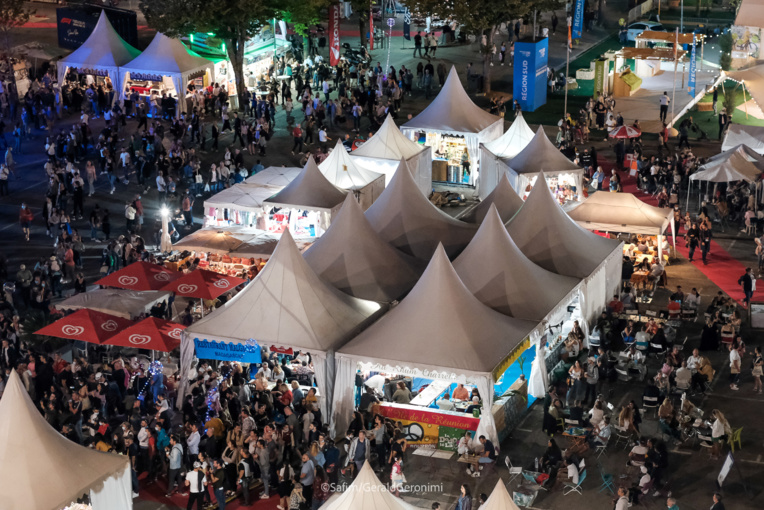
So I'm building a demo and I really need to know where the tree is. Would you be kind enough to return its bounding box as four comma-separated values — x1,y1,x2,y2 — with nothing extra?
140,0,327,109
0,0,34,52
347,0,372,47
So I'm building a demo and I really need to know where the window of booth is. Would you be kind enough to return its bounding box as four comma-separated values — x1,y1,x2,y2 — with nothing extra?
418,132,471,184
525,173,579,204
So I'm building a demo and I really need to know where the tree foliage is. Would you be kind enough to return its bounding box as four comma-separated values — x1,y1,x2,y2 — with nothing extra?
0,0,35,51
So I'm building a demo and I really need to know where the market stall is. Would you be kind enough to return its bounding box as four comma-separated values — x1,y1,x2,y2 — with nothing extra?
57,11,140,94
401,67,503,186
319,140,385,210
204,183,283,227
350,114,433,197
566,192,676,264
507,127,585,203
179,231,383,419
0,371,132,510
478,114,535,200
263,156,347,236
55,288,172,319
119,32,213,117
461,174,524,224
687,144,764,210
365,158,477,260
304,194,422,302
331,245,539,447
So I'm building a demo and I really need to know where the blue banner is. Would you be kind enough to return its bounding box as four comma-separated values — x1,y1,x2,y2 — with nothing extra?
513,38,549,112
403,8,411,41
688,39,697,97
194,338,262,364
572,0,585,40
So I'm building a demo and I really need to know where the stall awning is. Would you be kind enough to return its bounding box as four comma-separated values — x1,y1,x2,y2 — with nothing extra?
690,144,764,183
264,156,347,212
614,47,687,60
566,192,673,236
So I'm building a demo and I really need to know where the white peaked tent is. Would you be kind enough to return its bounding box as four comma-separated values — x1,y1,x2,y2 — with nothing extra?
507,127,584,198
304,194,422,302
567,192,676,263
454,204,580,322
120,32,214,116
507,173,623,335
480,480,523,510
319,461,420,510
478,114,535,200
722,125,764,154
319,140,385,210
179,230,382,419
245,166,302,186
365,158,477,260
351,114,433,197
57,11,140,97
265,156,348,233
462,174,525,224
0,371,132,510
332,244,538,445
687,144,764,211
401,67,504,185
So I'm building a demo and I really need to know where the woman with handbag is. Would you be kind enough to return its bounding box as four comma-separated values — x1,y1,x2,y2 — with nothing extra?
752,346,763,393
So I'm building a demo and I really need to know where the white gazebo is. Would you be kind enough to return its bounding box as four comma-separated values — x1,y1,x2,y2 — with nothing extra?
478,114,535,199
0,371,132,510
57,11,140,97
120,32,214,116
350,114,433,197
319,140,385,210
245,166,302,186
687,144,764,210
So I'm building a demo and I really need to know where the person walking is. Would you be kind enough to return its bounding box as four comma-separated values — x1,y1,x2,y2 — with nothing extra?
166,435,185,497
19,202,33,241
659,92,670,123
738,267,755,308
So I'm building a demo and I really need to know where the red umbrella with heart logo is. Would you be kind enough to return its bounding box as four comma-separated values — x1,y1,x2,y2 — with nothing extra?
95,261,182,291
103,317,186,352
160,269,247,300
35,309,133,344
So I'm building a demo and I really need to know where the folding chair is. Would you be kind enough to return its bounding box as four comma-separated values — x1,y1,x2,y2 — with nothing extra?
682,309,697,322
597,464,616,494
594,435,610,459
563,469,587,496
642,396,659,418
613,427,631,450
521,471,548,491
615,367,632,383
728,427,743,453
505,456,523,486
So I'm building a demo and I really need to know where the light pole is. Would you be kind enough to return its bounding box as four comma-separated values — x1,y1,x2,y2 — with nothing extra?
160,206,172,254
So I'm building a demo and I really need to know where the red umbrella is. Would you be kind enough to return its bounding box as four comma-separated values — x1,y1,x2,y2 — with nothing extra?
608,125,642,139
35,309,133,344
95,261,181,291
103,317,185,352
161,269,247,300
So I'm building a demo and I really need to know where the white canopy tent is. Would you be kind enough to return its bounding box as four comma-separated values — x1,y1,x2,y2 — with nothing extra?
245,166,302,186
365,158,477,260
480,480,523,510
204,183,283,226
120,32,214,116
454,205,580,322
264,156,348,235
401,67,503,186
478,114,535,200
0,371,132,510
350,114,433,197
319,140,385,210
179,230,382,420
462,174,525,224
507,173,623,337
173,227,313,258
57,11,140,99
319,461,420,510
332,244,538,445
507,127,585,200
304,194,421,302
174,228,245,253
55,288,171,319
567,192,676,263
687,144,764,210
722,124,764,154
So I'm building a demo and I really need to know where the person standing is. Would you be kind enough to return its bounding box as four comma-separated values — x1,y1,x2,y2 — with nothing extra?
718,109,729,140
300,452,315,505
237,448,253,505
710,493,725,510
738,267,755,308
700,223,712,265
659,92,670,123
19,202,33,241
413,32,423,57
712,87,719,115
0,162,9,196
185,461,207,510
166,435,185,497
455,484,472,510
210,458,227,510
254,439,271,500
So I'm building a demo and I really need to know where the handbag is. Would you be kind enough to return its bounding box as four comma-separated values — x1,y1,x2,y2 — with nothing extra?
753,366,762,377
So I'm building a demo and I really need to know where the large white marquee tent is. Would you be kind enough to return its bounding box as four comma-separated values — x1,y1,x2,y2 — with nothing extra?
478,114,535,200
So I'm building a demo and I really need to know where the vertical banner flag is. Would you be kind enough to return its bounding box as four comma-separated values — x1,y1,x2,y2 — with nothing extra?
572,0,585,40
403,7,411,40
512,38,549,112
329,3,341,66
688,36,697,96
369,6,374,50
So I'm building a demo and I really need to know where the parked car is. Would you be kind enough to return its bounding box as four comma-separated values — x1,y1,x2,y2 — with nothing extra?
626,21,665,42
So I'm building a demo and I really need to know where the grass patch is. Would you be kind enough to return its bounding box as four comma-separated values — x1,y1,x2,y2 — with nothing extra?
520,94,590,125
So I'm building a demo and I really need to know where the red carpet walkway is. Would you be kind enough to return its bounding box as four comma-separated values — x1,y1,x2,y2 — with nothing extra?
604,158,750,305
137,474,280,510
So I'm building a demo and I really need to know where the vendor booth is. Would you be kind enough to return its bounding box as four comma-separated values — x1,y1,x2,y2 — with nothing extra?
0,371,132,510
461,174,524,224
331,245,539,446
120,32,214,117
401,67,503,186
263,156,347,236
319,140,385,210
365,159,477,260
478,114,535,200
507,127,585,203
57,11,140,95
507,173,623,337
55,288,172,319
179,231,383,419
723,124,764,154
566,192,676,264
687,143,764,210
204,183,283,227
304,194,421,303
351,114,433,197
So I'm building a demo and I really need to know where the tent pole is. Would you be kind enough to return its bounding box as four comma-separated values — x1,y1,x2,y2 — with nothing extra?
658,235,663,265
686,180,691,212
743,84,749,119
200,298,205,317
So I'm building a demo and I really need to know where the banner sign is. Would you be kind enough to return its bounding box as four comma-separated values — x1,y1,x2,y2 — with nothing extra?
270,346,295,355
512,38,549,112
403,7,411,40
329,3,341,66
127,72,164,82
379,403,479,448
593,58,607,98
572,0,585,40
369,8,374,50
57,6,138,50
194,338,262,364
688,37,697,96
76,68,109,77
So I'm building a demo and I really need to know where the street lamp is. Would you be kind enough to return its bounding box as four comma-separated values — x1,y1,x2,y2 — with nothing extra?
160,206,172,253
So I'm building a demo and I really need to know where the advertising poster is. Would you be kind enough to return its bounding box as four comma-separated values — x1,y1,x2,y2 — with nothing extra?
572,0,585,40
512,38,549,112
731,26,761,59
593,58,607,98
379,403,479,448
194,338,262,364
329,4,341,66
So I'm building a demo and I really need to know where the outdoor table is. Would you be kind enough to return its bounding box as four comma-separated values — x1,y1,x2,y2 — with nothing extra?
457,453,481,468
562,427,589,448
630,271,649,289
